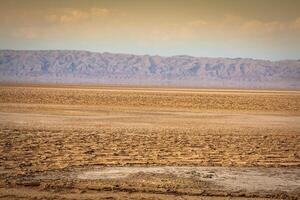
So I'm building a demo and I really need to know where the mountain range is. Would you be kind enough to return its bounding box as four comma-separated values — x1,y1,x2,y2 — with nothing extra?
0,50,299,89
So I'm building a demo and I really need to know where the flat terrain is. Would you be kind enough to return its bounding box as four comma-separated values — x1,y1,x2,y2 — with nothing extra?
0,84,300,199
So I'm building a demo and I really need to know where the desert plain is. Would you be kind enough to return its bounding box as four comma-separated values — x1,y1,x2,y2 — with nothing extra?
0,84,300,199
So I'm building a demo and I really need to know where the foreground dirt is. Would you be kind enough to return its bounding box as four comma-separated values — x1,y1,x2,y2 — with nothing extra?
2,166,299,200
0,84,299,199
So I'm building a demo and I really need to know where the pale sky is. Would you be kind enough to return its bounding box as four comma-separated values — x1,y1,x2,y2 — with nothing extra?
1,0,300,60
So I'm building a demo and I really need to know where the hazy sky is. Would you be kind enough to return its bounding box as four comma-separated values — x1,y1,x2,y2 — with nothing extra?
1,0,300,60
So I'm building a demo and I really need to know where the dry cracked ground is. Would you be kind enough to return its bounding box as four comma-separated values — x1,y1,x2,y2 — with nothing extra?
0,84,300,199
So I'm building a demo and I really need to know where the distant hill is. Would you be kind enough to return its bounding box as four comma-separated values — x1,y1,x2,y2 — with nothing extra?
0,50,299,89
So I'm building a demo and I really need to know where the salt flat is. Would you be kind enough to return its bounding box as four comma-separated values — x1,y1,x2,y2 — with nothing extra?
0,84,299,199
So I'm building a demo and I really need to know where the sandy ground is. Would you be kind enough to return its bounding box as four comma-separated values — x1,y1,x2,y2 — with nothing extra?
0,84,300,199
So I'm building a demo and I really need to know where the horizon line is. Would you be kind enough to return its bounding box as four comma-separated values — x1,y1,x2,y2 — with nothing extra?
1,49,299,62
